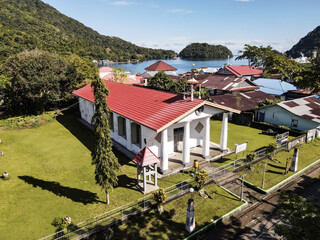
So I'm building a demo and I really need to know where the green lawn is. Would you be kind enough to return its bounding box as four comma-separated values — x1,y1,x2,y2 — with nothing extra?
210,120,276,166
238,139,320,190
111,184,243,240
0,112,190,239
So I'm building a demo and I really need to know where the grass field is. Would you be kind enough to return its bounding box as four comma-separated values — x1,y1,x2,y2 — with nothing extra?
112,184,243,240
210,120,277,167
0,112,189,239
238,139,320,190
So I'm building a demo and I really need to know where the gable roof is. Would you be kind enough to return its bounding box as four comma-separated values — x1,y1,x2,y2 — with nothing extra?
133,147,161,167
253,78,298,96
276,95,320,124
199,74,258,92
210,91,277,112
73,81,239,132
99,66,113,72
225,65,263,77
101,73,143,86
145,61,177,71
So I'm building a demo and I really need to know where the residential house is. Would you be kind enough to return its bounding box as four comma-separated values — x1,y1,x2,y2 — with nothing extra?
255,95,320,131
253,78,298,99
217,65,263,80
99,66,113,79
73,81,240,173
145,61,177,76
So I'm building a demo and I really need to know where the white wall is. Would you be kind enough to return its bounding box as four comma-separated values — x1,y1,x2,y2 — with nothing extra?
257,105,319,131
79,98,95,124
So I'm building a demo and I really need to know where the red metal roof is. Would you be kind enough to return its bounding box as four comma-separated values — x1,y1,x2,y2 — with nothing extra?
225,65,263,77
99,67,113,72
73,81,206,132
133,147,161,167
145,61,177,71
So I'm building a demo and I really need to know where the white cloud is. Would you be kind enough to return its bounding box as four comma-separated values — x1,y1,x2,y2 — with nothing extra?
168,9,192,14
110,1,134,6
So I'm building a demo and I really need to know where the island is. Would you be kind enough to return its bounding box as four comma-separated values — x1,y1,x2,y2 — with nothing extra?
179,43,233,59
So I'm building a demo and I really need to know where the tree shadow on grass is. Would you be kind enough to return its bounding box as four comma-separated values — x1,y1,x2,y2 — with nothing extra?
267,169,284,175
56,110,95,151
18,175,103,204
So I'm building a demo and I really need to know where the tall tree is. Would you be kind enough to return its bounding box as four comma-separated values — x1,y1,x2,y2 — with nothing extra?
91,77,120,204
298,54,320,92
112,67,128,83
5,50,68,115
236,45,305,82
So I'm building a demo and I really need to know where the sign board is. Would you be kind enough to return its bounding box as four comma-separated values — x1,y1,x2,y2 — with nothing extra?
235,142,247,154
276,131,289,147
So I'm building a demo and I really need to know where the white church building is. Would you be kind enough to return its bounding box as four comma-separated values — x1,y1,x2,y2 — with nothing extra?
73,81,239,173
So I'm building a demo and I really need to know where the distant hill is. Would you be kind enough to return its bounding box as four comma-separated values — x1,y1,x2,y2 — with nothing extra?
285,26,320,58
0,0,176,62
179,43,233,59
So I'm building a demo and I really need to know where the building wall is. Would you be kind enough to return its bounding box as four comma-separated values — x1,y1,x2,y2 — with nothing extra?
256,105,319,131
78,98,215,158
147,70,177,76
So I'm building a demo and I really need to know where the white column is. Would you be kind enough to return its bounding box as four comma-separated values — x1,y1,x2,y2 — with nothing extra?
161,129,168,171
220,113,228,151
143,167,146,193
202,116,210,159
183,121,190,165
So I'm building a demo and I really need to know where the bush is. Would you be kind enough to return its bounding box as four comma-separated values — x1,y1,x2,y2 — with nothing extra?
195,170,209,190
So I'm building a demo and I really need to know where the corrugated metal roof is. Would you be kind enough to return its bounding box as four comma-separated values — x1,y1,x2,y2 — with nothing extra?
253,78,298,96
74,81,236,132
277,96,320,123
145,61,177,71
210,91,277,111
133,147,161,167
200,74,258,91
225,65,263,77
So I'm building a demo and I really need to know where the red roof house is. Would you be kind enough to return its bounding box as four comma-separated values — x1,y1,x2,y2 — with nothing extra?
217,65,263,78
133,147,161,167
145,61,177,72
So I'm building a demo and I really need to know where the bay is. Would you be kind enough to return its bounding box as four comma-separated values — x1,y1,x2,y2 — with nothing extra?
107,56,248,74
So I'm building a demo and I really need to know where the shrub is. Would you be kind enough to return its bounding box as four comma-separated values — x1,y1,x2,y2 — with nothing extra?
195,170,209,190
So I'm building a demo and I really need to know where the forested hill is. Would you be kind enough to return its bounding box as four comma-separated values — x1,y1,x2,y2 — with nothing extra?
179,43,233,59
0,0,176,62
285,26,320,58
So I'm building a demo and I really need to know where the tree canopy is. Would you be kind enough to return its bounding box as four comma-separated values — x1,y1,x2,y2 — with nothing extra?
179,43,233,59
0,0,176,63
147,71,185,93
3,50,99,115
275,191,320,240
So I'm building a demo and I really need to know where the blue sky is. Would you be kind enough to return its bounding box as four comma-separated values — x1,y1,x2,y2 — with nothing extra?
42,0,320,54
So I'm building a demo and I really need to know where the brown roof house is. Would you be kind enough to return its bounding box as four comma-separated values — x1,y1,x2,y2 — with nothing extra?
145,60,177,76
255,95,320,131
210,91,277,125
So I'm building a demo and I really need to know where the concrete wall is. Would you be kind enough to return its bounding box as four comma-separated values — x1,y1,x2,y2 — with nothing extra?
256,105,319,131
78,98,216,158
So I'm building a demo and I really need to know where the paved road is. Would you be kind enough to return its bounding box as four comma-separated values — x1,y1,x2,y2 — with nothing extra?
204,163,320,240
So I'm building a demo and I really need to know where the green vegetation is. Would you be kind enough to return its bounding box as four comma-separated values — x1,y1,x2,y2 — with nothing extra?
210,120,276,166
275,191,320,239
179,43,233,59
285,25,320,58
0,111,58,129
113,184,242,239
236,45,305,82
0,112,189,239
239,139,320,190
91,77,120,204
0,0,176,63
258,98,283,107
147,71,186,93
3,49,98,115
237,44,320,92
